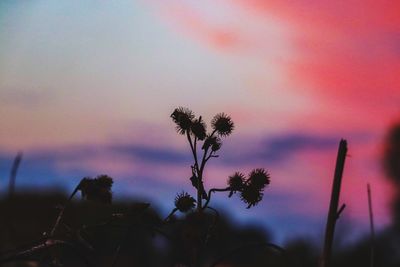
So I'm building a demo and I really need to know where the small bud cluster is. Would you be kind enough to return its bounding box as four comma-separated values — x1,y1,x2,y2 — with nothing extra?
228,169,270,208
78,175,113,204
171,107,234,149
175,192,196,212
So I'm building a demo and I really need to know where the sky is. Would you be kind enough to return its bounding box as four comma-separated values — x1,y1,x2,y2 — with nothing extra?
1,0,400,245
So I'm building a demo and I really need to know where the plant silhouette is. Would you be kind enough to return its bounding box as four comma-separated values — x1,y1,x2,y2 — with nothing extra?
164,107,273,266
0,108,274,267
169,107,270,215
383,123,400,228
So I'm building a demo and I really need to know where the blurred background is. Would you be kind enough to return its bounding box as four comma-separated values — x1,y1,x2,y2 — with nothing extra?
1,0,400,249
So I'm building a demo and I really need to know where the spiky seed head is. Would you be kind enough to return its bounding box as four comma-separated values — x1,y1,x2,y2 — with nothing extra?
248,168,270,190
211,113,234,137
191,117,207,140
175,191,196,212
202,135,222,152
171,107,195,135
211,137,222,152
78,175,113,204
96,174,113,189
228,172,245,196
240,184,263,209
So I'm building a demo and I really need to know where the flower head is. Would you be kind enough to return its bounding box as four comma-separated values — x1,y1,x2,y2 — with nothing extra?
227,172,245,196
240,184,263,209
248,168,270,190
191,117,207,140
211,137,222,152
175,191,196,212
202,135,222,152
171,107,194,135
78,175,113,204
211,113,234,137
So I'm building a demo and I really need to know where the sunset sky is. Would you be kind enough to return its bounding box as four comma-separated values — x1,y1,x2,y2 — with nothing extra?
1,0,399,244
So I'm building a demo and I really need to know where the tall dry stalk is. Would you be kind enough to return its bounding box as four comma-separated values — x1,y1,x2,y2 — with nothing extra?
8,152,23,198
367,183,375,267
320,139,348,267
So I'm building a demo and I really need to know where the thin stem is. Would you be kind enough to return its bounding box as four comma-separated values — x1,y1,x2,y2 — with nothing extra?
194,137,197,158
367,183,375,267
199,130,217,173
186,131,203,212
195,130,216,212
202,187,230,210
196,129,217,212
49,182,81,237
163,208,178,223
186,132,199,172
205,151,218,163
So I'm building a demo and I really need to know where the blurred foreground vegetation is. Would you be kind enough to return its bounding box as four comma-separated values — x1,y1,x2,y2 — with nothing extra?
0,192,400,267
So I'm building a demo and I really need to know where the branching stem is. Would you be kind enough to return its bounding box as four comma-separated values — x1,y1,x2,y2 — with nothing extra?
186,132,199,173
186,127,219,212
202,187,230,210
205,151,218,162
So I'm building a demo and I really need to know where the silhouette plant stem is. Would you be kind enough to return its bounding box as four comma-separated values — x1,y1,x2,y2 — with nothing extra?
8,152,22,198
196,130,217,212
320,139,348,267
186,131,202,212
163,208,178,222
367,183,375,267
202,187,230,210
186,128,218,212
187,132,199,171
49,183,81,237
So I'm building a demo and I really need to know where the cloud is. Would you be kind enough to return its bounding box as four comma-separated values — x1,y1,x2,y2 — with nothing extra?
0,128,390,242
0,131,344,192
219,132,372,165
151,0,400,127
0,130,371,180
110,144,191,165
106,132,349,167
235,1,400,108
151,1,242,51
257,133,339,161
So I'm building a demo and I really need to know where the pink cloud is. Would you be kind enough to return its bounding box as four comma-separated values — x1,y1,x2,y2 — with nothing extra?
150,0,400,129
151,1,242,51
235,0,400,109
